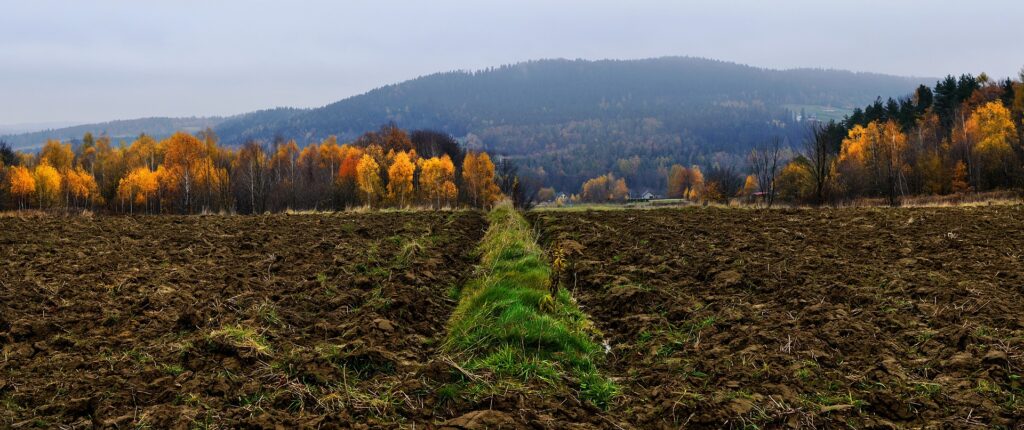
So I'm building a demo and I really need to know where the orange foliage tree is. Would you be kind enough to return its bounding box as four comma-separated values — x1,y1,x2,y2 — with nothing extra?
7,165,35,209
64,166,99,209
580,173,629,203
117,167,159,213
462,152,502,208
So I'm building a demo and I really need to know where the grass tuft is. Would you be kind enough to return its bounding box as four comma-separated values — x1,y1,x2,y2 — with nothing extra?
210,324,272,357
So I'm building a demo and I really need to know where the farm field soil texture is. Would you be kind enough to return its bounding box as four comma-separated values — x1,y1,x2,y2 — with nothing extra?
530,205,1024,429
1,212,505,428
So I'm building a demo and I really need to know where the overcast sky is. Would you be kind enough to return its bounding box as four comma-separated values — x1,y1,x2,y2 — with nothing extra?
1,0,1021,126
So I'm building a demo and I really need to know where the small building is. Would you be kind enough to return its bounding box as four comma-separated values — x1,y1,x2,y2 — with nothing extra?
626,191,657,203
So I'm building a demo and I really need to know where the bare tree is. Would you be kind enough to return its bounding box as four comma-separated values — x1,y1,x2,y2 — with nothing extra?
233,140,270,214
749,137,781,207
495,157,541,210
802,122,840,206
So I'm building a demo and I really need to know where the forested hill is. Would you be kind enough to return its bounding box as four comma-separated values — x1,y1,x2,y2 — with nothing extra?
2,117,227,150
3,57,929,191
216,57,926,143
212,57,928,190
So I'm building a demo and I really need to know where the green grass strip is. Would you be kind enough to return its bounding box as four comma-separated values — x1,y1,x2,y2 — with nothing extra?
444,202,617,408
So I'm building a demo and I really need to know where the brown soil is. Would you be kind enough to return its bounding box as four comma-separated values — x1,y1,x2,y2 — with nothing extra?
530,206,1024,429
6,206,1023,429
0,212,492,428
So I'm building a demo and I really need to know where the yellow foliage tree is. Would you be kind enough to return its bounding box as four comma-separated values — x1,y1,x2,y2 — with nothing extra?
462,152,502,208
355,154,383,206
318,136,345,183
683,166,705,201
33,162,62,208
39,140,74,172
418,155,457,208
775,161,813,202
740,174,758,202
7,165,35,209
966,101,1018,188
64,166,99,208
666,164,689,198
162,132,208,213
387,151,416,207
117,167,159,213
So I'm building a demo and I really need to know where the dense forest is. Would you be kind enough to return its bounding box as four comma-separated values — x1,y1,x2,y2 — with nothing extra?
0,126,508,214
2,57,925,193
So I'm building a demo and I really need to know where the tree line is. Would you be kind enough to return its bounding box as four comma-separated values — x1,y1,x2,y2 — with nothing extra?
0,125,505,214
561,69,1023,207
776,70,1023,206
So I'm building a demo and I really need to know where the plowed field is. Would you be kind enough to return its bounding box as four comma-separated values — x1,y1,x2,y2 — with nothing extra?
1,212,486,428
530,206,1024,429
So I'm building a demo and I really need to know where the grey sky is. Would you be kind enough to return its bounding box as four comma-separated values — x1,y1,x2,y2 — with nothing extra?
1,0,1021,125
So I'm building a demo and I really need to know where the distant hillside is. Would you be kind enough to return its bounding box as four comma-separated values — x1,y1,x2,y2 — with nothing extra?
2,57,930,190
215,57,928,143
1,117,227,150
213,57,928,190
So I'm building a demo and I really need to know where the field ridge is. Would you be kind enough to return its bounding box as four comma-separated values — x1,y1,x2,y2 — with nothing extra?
444,202,617,409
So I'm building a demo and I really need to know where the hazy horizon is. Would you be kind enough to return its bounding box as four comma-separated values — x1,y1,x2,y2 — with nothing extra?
2,0,1021,126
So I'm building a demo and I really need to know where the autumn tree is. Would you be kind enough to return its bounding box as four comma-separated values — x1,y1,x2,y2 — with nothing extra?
356,154,383,207
536,187,556,203
877,120,909,206
666,164,689,198
836,123,874,197
836,120,908,205
125,134,162,171
7,165,35,209
117,167,159,213
462,152,502,208
319,136,345,184
387,151,416,207
91,135,125,204
739,174,758,203
966,101,1018,188
686,166,705,201
64,166,98,209
33,162,62,209
776,159,813,202
39,140,74,172
161,132,206,212
580,173,629,203
418,155,457,208
336,146,365,208
297,142,325,208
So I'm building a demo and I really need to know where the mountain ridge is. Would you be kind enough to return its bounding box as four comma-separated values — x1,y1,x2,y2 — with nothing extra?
2,57,931,157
